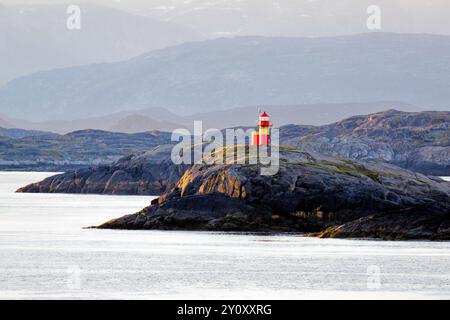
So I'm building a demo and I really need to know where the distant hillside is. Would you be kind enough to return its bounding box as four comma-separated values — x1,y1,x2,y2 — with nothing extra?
4,107,186,134
0,127,56,139
0,117,13,128
0,129,172,171
282,110,450,175
1,33,450,121
108,114,185,133
3,102,419,134
0,3,201,85
186,102,418,130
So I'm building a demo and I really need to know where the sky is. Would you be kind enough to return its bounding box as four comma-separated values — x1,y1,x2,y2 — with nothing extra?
2,0,450,37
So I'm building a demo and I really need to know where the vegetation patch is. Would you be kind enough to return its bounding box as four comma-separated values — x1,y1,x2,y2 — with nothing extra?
320,160,381,183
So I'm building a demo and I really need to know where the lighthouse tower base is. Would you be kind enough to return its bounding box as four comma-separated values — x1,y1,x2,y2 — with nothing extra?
251,111,271,146
251,132,270,145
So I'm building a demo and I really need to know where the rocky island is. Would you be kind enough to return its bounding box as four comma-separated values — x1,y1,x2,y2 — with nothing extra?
282,110,450,176
96,147,450,240
17,145,188,195
16,110,450,240
0,129,172,171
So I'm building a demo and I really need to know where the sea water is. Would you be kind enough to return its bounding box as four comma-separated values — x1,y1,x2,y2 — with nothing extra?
0,172,449,300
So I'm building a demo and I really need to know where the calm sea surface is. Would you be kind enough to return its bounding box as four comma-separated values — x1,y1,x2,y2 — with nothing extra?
1,172,450,300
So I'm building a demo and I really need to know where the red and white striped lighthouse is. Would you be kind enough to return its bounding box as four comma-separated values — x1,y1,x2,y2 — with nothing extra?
251,111,271,145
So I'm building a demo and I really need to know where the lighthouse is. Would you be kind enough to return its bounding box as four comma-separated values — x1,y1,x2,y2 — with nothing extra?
251,111,271,145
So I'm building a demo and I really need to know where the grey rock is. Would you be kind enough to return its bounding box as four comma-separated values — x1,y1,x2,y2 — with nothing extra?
1,129,172,172
282,110,450,175
97,147,450,240
17,145,188,195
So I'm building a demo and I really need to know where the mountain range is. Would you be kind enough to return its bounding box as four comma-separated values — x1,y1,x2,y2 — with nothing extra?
103,0,450,39
0,116,13,128
1,33,449,121
0,3,201,85
0,102,417,134
0,127,56,139
2,110,449,175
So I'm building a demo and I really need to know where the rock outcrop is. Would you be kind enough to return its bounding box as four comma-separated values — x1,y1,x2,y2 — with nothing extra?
97,147,450,240
17,145,188,195
281,110,450,176
1,129,172,171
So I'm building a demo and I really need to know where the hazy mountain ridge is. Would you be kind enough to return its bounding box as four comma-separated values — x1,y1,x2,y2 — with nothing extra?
0,127,56,138
0,3,201,85
1,108,184,134
1,33,450,121
0,117,14,128
102,0,450,38
2,102,415,134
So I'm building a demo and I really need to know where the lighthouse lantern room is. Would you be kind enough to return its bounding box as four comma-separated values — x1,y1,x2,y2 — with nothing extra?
251,111,271,145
